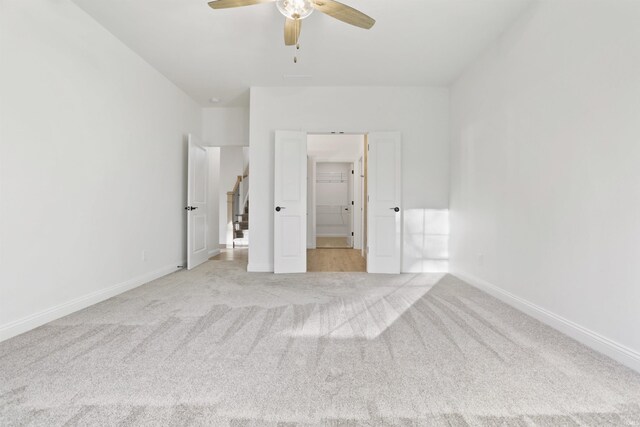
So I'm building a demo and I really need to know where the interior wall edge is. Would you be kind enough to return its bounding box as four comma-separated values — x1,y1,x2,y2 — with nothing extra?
452,270,640,374
247,263,274,273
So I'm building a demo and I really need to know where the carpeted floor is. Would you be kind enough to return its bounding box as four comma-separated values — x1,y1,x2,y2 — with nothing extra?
1,258,639,426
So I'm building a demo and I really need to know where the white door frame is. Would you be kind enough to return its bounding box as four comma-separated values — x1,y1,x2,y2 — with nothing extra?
306,156,317,249
356,155,364,251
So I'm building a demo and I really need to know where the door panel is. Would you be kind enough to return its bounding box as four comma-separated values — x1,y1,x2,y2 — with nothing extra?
187,135,209,270
281,216,301,256
274,131,307,273
375,217,395,257
367,132,401,274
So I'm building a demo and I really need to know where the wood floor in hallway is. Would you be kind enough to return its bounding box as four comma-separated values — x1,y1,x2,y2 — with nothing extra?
316,236,351,248
211,247,365,272
307,248,366,272
210,247,248,263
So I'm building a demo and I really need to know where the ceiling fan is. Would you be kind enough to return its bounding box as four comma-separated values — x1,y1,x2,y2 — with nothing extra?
208,0,375,48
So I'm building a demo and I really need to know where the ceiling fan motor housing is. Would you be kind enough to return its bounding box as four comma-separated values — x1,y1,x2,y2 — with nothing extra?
277,0,314,20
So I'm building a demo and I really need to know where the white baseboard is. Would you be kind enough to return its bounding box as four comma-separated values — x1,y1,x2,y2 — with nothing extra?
0,261,185,343
453,270,640,373
247,262,273,273
208,248,221,257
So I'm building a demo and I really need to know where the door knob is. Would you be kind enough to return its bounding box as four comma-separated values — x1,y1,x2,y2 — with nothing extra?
184,206,198,211
275,206,286,212
390,207,400,212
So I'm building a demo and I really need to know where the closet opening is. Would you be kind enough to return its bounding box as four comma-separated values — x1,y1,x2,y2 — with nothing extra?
306,134,366,272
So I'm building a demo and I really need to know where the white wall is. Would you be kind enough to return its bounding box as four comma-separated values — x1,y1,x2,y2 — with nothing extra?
207,148,221,256
450,0,640,370
202,107,249,146
404,209,449,273
218,146,245,245
249,87,449,272
242,146,250,175
307,134,364,160
0,0,202,340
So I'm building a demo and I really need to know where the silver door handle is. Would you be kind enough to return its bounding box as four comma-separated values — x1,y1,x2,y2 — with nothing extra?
275,206,286,212
390,207,400,212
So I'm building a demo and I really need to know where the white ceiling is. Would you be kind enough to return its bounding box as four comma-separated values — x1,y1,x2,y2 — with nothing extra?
72,0,533,106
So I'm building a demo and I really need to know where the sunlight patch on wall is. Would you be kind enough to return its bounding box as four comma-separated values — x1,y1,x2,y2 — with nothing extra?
403,209,449,273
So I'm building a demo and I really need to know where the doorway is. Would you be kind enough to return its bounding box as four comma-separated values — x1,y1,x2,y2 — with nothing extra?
306,134,366,271
315,162,352,249
273,131,401,274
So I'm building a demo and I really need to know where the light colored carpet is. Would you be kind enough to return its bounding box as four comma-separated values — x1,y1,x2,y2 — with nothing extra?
1,259,639,426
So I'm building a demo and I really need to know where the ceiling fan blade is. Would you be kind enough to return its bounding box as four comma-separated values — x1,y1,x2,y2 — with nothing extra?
311,0,375,29
208,0,276,10
284,18,301,46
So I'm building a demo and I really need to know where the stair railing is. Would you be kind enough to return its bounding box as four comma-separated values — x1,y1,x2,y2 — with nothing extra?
240,174,249,213
226,175,243,247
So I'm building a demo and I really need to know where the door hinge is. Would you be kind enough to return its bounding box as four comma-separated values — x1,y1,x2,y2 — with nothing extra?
351,232,354,236
351,201,354,205
352,170,354,174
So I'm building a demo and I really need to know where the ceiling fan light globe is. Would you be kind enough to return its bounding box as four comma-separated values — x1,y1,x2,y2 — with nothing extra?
276,0,314,20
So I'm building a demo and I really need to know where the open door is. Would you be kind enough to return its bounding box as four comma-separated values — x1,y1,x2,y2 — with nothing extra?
347,162,354,247
274,131,307,273
186,135,209,270
367,132,401,274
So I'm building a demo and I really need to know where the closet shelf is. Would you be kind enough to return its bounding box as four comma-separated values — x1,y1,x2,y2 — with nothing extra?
316,171,348,183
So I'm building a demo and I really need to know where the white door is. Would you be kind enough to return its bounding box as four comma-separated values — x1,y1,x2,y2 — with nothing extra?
347,162,354,248
274,131,307,273
367,132,401,274
187,135,209,270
